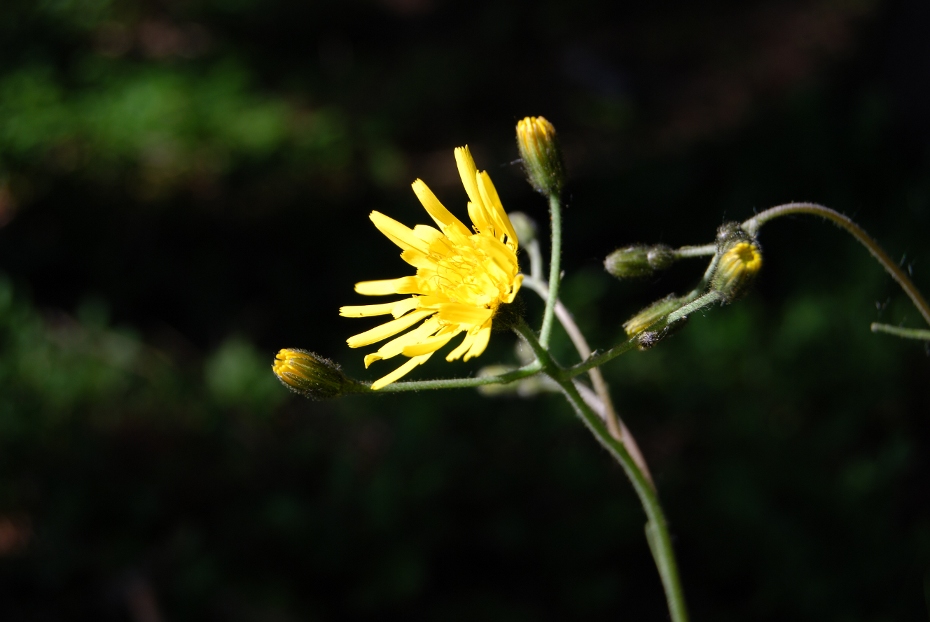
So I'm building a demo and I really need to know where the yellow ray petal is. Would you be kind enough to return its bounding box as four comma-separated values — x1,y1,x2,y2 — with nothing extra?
390,297,421,317
412,224,445,244
437,302,493,326
454,146,482,207
346,310,432,348
355,277,408,296
463,324,492,361
340,300,403,317
370,211,429,253
411,180,471,237
467,200,492,234
411,294,452,310
400,249,435,269
477,171,518,245
445,331,475,361
474,235,519,274
503,274,524,304
402,327,461,357
370,353,432,390
369,316,441,362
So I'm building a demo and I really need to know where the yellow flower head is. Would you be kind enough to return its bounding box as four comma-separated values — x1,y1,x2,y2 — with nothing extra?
516,116,564,196
273,348,354,400
340,146,523,390
712,240,763,302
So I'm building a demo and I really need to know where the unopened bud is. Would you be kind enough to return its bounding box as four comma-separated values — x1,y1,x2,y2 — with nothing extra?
516,116,565,196
711,239,763,303
605,244,676,279
272,349,357,400
507,211,538,246
623,294,685,337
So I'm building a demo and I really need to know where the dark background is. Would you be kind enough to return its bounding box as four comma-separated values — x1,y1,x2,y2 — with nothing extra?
0,0,928,619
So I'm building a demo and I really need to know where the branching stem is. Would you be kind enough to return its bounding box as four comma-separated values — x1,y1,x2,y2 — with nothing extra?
524,275,654,485
513,320,689,622
743,202,930,328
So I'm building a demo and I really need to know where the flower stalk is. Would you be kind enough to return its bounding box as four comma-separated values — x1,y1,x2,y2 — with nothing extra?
539,192,564,349
513,320,689,622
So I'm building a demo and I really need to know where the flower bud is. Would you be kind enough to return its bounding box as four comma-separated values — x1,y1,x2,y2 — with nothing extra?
622,294,685,337
272,349,356,400
605,244,676,279
516,116,565,196
711,239,763,303
507,211,537,246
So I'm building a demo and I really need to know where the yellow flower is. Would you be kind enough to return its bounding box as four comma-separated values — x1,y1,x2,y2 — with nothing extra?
273,349,356,400
711,240,763,302
340,146,523,390
516,116,564,196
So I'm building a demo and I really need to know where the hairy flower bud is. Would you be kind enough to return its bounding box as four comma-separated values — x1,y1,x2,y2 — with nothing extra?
605,244,676,279
273,349,357,399
516,116,565,196
623,294,685,337
711,225,763,303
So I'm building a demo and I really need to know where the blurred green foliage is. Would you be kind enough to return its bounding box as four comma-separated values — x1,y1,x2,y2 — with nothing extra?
0,0,928,619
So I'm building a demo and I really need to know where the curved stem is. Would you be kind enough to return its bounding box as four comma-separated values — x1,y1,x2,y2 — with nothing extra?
743,202,930,328
523,275,654,485
539,193,563,348
513,321,689,622
870,323,930,341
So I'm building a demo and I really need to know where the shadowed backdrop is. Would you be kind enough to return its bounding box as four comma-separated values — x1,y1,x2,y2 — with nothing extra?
0,0,928,619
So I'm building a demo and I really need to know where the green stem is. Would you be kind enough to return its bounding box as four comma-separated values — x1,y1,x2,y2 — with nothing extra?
567,331,644,378
667,290,722,324
870,323,930,341
523,275,654,484
539,193,563,348
513,321,689,622
675,243,716,259
743,202,930,328
567,290,724,379
373,361,542,393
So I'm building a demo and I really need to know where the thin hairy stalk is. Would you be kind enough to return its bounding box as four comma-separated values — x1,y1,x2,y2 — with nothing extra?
675,243,716,258
373,361,542,393
512,321,688,622
523,275,654,485
568,289,724,378
539,193,563,348
667,291,723,324
743,202,930,328
567,331,645,378
870,323,930,341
